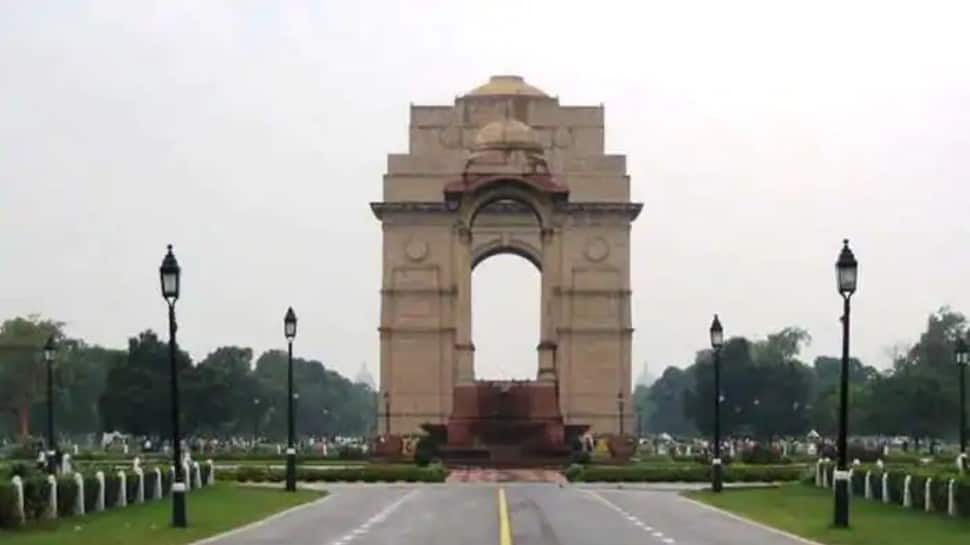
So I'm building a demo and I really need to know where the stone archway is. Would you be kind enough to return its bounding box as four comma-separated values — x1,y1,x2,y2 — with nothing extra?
371,76,642,453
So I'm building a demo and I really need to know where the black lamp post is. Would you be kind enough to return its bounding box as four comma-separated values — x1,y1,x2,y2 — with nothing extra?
252,398,261,446
834,239,858,528
284,307,297,492
159,244,186,528
956,337,969,468
43,336,57,475
710,314,724,492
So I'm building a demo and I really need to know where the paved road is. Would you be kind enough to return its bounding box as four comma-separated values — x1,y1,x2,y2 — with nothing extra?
205,483,807,545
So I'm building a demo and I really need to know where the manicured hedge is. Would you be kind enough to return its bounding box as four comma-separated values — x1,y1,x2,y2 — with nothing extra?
228,464,447,483
564,464,806,483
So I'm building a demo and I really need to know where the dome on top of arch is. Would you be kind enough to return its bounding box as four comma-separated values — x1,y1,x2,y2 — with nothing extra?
473,119,542,152
465,75,548,97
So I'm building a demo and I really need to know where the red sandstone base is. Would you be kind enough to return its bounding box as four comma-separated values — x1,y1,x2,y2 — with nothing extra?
442,381,574,465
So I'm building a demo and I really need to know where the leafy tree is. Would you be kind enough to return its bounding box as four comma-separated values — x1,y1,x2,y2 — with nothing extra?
183,346,257,436
99,330,192,437
0,316,64,437
644,366,697,436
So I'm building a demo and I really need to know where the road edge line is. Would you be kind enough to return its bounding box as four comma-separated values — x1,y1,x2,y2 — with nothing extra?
678,495,826,545
188,489,332,545
498,487,513,545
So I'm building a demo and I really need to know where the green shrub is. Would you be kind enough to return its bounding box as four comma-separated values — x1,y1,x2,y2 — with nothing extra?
126,472,139,502
56,476,79,517
634,454,676,465
0,482,22,528
103,473,120,508
930,477,949,513
563,464,585,481
851,470,866,495
872,471,884,500
740,444,784,465
161,468,173,496
847,444,882,463
83,475,100,512
564,464,803,483
909,475,927,510
144,471,157,499
886,472,905,505
21,477,51,520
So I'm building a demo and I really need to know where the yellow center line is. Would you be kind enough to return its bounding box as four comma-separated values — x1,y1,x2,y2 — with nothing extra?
498,487,513,545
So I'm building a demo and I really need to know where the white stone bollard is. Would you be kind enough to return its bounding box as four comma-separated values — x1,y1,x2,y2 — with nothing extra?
815,459,823,487
47,474,58,519
192,462,202,489
847,469,854,496
11,476,25,525
864,471,873,499
925,478,933,512
959,454,968,474
183,462,192,491
206,459,215,485
876,458,885,471
74,472,85,516
882,473,890,503
277,444,282,455
154,468,163,500
948,479,957,516
95,471,105,512
903,475,912,507
169,465,176,491
134,467,145,503
822,462,830,488
133,456,141,471
62,453,73,475
123,443,129,455
117,471,127,508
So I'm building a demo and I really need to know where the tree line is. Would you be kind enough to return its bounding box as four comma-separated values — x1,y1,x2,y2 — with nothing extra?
635,307,968,445
0,316,377,441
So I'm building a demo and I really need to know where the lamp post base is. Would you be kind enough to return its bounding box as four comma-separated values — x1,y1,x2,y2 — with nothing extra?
172,481,187,527
711,459,723,493
47,450,58,476
285,449,297,492
833,474,850,528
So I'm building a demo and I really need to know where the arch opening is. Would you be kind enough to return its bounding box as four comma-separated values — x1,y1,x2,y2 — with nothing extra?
464,178,551,230
471,252,541,381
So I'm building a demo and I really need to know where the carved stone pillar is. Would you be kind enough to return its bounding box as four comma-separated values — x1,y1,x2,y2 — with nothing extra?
454,224,475,384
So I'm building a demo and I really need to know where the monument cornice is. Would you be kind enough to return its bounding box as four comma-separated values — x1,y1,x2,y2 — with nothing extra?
371,201,642,220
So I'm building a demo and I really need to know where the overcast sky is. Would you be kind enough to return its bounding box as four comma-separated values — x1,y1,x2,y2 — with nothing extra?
2,1,969,385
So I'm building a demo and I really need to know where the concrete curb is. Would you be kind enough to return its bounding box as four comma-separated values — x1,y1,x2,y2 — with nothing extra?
678,495,826,545
187,492,331,545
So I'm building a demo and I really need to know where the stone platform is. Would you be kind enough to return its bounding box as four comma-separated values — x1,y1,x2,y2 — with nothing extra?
441,380,575,465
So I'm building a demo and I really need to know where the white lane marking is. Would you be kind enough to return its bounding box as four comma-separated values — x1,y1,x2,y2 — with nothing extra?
583,489,678,544
329,489,419,545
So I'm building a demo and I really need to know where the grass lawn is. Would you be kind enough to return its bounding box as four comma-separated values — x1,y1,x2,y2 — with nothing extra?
687,484,970,545
0,483,323,545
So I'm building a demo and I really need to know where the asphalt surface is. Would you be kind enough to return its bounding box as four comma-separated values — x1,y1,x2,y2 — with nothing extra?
203,483,808,545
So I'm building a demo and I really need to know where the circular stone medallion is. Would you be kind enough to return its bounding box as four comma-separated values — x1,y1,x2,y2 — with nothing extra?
584,237,610,262
405,239,429,262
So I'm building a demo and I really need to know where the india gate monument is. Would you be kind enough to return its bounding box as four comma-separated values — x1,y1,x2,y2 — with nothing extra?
372,76,641,462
